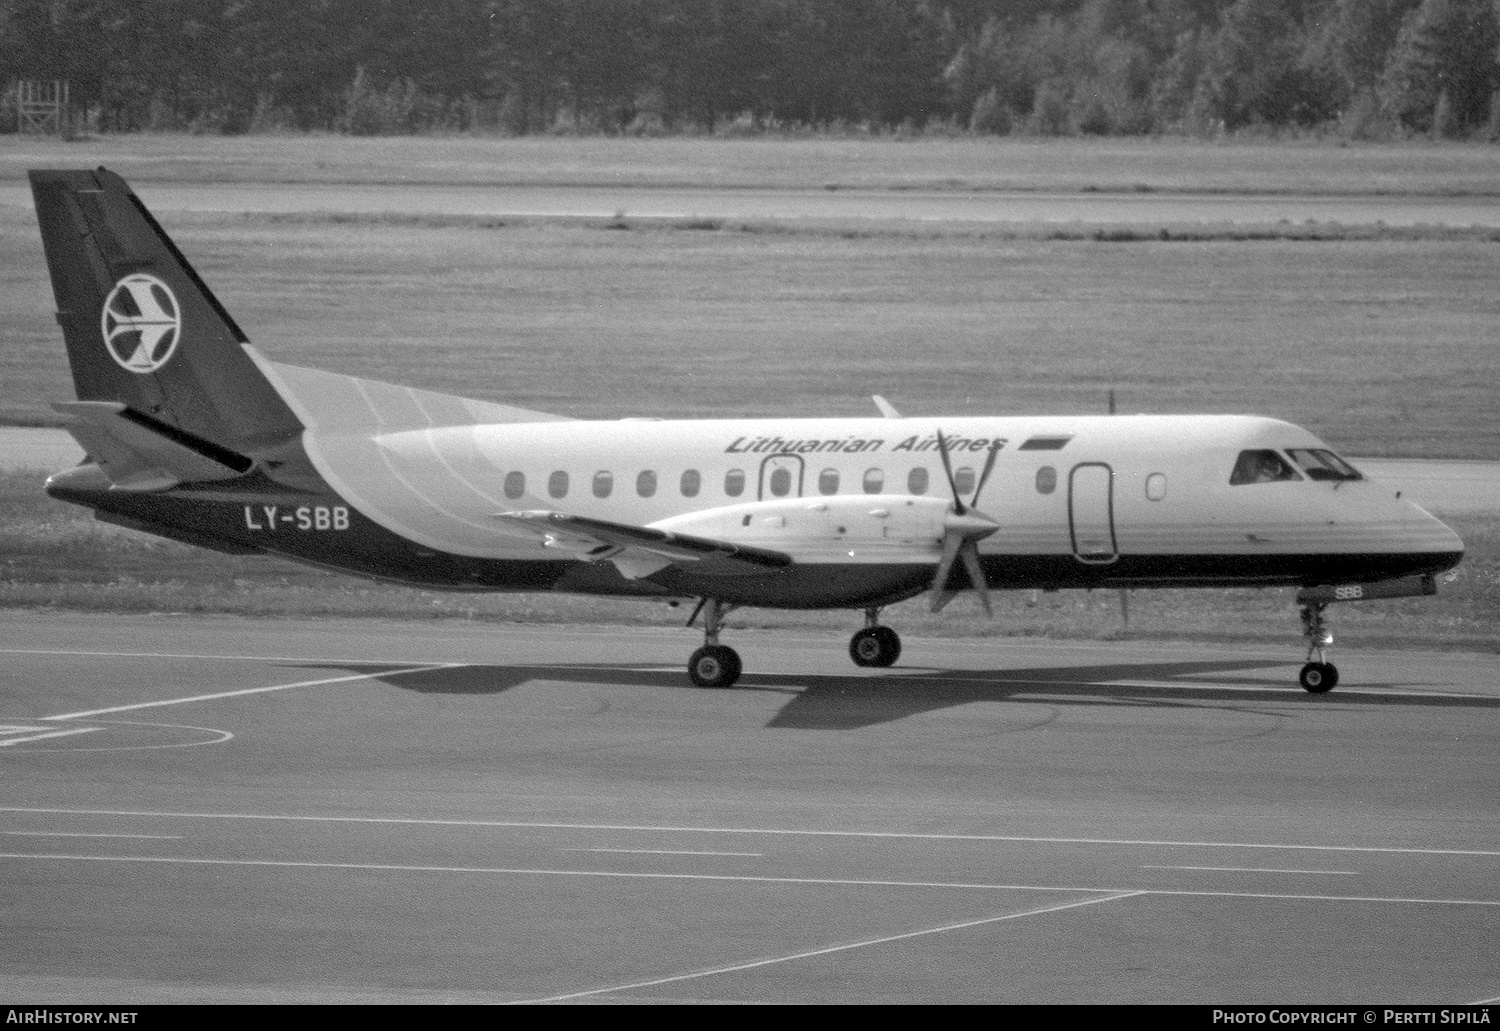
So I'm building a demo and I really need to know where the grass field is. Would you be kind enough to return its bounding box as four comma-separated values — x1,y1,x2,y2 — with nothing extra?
1,134,1494,638
5,134,1500,194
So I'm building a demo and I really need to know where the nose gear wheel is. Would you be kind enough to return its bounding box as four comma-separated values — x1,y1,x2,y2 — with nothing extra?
1298,603,1338,693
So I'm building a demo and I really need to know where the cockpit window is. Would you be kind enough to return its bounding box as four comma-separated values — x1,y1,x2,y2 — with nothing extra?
1229,449,1302,485
1286,448,1363,482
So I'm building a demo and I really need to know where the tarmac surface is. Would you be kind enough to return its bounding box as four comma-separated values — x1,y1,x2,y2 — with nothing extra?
1,612,1497,1003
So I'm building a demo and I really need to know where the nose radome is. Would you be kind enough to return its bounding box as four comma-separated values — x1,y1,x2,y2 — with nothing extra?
1398,496,1465,556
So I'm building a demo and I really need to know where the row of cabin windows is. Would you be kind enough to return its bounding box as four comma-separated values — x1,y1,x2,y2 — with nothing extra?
501,465,1064,501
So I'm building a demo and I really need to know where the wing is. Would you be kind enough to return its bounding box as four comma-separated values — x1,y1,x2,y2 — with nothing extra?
494,510,794,580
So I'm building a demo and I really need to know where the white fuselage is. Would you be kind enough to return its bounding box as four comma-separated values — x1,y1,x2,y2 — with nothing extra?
308,411,1460,573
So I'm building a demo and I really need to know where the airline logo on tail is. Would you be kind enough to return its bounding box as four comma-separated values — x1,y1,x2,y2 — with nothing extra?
101,273,181,372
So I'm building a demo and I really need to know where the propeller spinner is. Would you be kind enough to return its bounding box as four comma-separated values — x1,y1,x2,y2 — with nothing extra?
930,430,1003,614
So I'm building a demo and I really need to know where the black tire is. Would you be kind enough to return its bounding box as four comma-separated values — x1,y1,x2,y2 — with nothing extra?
721,646,743,684
850,627,901,668
689,645,741,688
850,628,882,667
1299,661,1338,693
872,626,901,667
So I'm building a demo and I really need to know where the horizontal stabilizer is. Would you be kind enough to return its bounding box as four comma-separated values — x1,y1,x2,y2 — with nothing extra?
495,510,793,579
54,401,251,490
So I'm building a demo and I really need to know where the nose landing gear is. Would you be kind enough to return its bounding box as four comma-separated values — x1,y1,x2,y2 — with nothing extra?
686,598,742,688
1298,602,1338,693
849,607,901,668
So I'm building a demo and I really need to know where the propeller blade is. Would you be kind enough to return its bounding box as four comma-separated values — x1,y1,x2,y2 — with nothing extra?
935,428,964,515
970,440,1003,510
958,540,993,616
928,531,964,612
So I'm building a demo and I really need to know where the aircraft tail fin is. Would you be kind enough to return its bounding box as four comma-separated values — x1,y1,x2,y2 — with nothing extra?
29,167,303,455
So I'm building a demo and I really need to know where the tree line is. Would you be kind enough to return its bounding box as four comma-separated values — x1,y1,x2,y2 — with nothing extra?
3,0,1498,139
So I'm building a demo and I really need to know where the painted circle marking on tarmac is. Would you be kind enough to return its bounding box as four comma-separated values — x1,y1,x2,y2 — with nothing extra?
0,717,233,753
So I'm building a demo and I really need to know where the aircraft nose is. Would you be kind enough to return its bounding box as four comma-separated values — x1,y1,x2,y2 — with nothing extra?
1433,514,1465,555
1400,496,1465,565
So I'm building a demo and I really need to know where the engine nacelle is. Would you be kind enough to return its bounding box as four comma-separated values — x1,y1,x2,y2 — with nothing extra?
651,494,950,564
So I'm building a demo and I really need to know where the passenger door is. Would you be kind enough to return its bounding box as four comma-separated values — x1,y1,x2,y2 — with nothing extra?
1069,462,1117,563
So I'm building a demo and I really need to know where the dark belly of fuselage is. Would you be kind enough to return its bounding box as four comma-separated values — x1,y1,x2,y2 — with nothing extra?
201,542,1471,609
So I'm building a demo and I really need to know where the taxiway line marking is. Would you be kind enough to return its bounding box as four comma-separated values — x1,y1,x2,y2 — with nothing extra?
41,664,460,721
3,807,1495,859
0,853,1496,909
515,890,1144,1004
2,831,183,840
1143,865,1360,875
558,848,763,857
0,727,101,747
0,647,424,664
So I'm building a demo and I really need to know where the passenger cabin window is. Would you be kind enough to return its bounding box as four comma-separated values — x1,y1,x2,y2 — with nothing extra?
1230,449,1302,485
548,470,569,498
819,468,839,495
863,468,884,494
954,467,975,495
1286,449,1363,482
1035,466,1057,494
769,467,792,497
725,469,745,497
504,471,526,499
680,469,701,497
593,471,613,498
907,467,929,495
636,470,657,497
1145,472,1167,501
1019,435,1072,451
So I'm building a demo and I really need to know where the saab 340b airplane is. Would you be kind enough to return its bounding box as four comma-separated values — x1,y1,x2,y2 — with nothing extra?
30,168,1464,691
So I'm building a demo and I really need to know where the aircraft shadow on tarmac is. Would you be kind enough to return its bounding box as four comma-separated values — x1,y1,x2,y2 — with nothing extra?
288,658,1500,731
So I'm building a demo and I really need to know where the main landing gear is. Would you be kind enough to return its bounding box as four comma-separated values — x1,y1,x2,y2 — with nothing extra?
686,598,742,688
1298,602,1338,693
683,602,904,687
849,608,901,668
